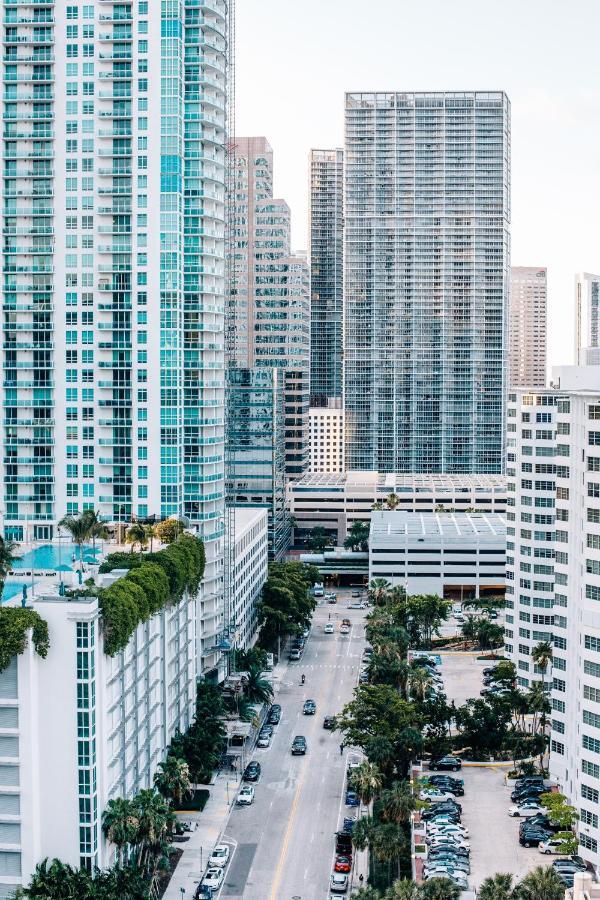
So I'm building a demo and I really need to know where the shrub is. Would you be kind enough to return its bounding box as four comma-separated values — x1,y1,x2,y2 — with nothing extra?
125,564,169,616
0,607,50,671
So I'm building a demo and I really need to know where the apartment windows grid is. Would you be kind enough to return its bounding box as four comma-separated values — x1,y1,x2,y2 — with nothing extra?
508,267,547,389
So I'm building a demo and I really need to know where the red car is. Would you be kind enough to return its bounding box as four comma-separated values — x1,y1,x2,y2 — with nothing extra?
334,856,352,873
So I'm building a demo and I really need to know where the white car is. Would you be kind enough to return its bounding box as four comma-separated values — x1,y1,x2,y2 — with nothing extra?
330,872,349,893
203,867,225,890
419,788,456,802
236,785,255,806
209,844,230,868
424,867,468,882
256,733,271,749
539,837,570,855
508,801,548,817
324,623,334,634
428,835,470,850
428,825,469,838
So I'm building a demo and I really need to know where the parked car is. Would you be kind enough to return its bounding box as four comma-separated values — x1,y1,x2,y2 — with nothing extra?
288,648,302,661
291,735,307,755
419,788,457,802
323,716,336,729
508,800,547,817
539,837,572,855
427,854,470,873
345,790,360,806
553,856,587,872
424,865,469,881
256,732,271,749
429,843,469,859
324,623,335,634
426,777,464,796
236,785,255,806
303,699,316,715
511,786,544,803
209,845,230,869
267,704,281,725
202,868,225,891
243,761,261,782
429,756,462,771
351,590,361,597
427,824,469,838
334,856,352,873
330,872,349,893
519,827,553,848
335,832,353,856
421,802,462,820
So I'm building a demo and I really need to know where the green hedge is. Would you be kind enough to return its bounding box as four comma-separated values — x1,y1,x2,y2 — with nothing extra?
99,534,205,656
0,607,50,672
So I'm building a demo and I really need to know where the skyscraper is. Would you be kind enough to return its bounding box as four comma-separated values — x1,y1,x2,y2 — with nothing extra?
344,91,511,474
508,267,547,387
309,148,343,406
575,272,600,365
1,0,229,674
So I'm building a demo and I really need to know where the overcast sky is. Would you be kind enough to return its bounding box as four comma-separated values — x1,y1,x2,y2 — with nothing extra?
236,0,600,370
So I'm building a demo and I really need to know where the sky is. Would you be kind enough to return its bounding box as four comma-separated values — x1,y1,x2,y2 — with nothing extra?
236,0,600,370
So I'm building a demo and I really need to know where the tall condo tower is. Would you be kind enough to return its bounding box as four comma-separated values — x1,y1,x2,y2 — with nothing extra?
509,267,547,388
309,148,343,406
1,0,229,674
575,272,600,365
344,91,511,473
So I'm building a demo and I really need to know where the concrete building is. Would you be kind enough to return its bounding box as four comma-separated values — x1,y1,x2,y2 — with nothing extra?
0,0,229,677
227,367,288,560
0,571,197,894
509,267,547,388
288,472,507,547
230,507,268,652
309,403,345,473
309,148,343,406
344,91,511,474
368,511,506,599
505,388,557,688
575,273,600,365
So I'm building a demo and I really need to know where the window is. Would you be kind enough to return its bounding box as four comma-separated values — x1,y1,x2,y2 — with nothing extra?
583,734,600,754
583,759,600,779
581,834,598,853
582,784,599,803
585,685,600,704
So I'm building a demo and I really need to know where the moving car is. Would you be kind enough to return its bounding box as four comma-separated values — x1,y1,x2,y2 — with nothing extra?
351,590,361,597
429,756,462,771
291,735,307,755
330,872,348,893
202,867,225,891
508,800,547,817
539,837,572,855
242,761,261,782
327,594,337,604
340,624,350,635
334,856,352,873
303,699,316,715
345,790,360,806
209,845,230,868
267,704,281,725
323,716,336,729
236,785,255,806
324,622,335,634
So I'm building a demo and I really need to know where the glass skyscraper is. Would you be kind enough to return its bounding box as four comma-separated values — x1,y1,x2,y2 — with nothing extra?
344,91,511,473
1,0,229,673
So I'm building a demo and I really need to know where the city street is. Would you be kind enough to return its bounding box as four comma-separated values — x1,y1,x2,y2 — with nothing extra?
219,590,367,900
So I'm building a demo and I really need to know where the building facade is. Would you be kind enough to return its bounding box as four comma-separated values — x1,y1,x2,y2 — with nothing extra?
509,267,547,388
369,511,506,599
227,367,288,559
231,507,268,652
309,403,345,473
344,91,511,474
0,0,229,676
575,273,600,365
288,471,507,547
0,576,197,895
309,148,343,406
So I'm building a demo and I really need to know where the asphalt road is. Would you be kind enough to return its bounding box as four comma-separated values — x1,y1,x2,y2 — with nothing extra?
219,590,367,900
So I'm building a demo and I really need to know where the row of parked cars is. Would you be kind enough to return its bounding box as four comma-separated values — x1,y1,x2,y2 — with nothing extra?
509,775,586,888
330,759,363,894
421,765,470,892
479,664,513,700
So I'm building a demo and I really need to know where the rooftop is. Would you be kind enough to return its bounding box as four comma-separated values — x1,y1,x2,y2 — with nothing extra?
370,511,506,543
290,471,506,491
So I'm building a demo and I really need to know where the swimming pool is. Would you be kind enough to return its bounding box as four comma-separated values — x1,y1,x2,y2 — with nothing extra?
12,544,100,572
2,581,27,603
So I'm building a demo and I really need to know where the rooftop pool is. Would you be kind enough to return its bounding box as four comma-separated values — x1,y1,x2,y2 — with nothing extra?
12,544,100,572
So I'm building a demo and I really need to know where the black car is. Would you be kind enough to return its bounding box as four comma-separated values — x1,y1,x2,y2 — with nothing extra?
426,778,464,796
291,735,307,755
511,786,543,803
303,700,317,715
242,761,261,782
519,816,560,835
514,776,545,789
428,775,464,788
267,704,281,725
259,724,273,738
519,827,553,848
553,856,587,872
421,805,462,821
429,843,469,859
323,716,336,729
429,756,462,771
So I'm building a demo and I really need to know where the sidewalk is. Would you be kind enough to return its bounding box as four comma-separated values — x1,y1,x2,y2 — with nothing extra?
163,658,290,899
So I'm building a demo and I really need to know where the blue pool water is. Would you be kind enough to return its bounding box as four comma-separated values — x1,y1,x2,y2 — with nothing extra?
12,544,100,572
2,581,25,602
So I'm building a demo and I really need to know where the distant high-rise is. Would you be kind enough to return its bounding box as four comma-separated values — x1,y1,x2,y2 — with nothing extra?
309,149,343,406
575,272,600,365
344,91,511,474
509,267,547,387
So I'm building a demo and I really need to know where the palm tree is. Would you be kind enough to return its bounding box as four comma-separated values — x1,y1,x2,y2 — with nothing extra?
370,822,405,882
531,640,553,692
380,780,415,824
363,735,396,780
126,523,147,554
59,513,92,569
479,873,515,900
409,666,432,702
368,578,392,607
385,882,421,900
102,797,140,866
515,865,565,900
420,877,461,900
20,858,88,899
354,888,381,900
82,509,109,557
385,493,400,510
144,524,156,553
154,754,192,808
371,500,384,511
94,865,151,900
131,789,174,878
0,537,19,588
349,761,383,807
244,664,274,704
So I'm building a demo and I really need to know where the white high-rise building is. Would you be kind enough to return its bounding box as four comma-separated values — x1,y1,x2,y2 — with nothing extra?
0,0,229,676
344,91,511,474
308,404,344,473
509,267,547,388
575,273,600,365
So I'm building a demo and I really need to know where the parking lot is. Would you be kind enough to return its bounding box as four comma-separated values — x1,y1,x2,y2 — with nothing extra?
438,652,542,890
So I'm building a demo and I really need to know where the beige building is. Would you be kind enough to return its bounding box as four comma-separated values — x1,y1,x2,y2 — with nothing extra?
509,266,547,387
309,404,344,472
575,271,600,365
